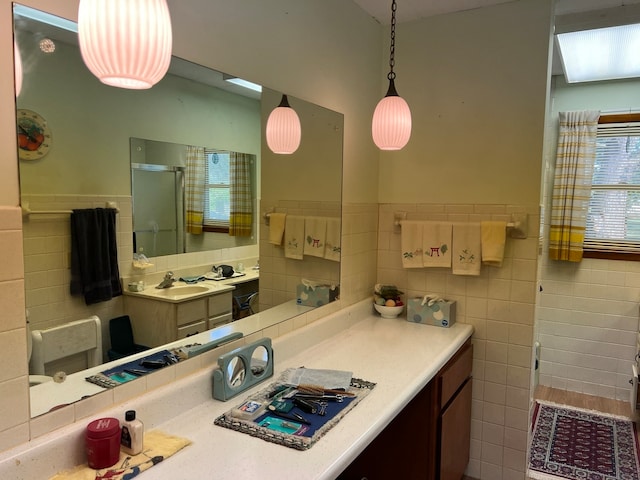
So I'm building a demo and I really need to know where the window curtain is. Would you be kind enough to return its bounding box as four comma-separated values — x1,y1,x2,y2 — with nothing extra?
229,152,253,236
185,145,205,234
548,110,600,262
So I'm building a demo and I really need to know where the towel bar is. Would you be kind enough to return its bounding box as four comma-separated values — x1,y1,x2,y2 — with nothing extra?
394,212,528,239
22,201,120,217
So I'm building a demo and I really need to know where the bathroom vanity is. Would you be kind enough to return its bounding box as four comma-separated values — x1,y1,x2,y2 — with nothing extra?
1,300,473,479
123,271,259,346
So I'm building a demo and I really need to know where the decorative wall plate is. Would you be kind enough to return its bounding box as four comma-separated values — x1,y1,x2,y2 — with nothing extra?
17,109,52,160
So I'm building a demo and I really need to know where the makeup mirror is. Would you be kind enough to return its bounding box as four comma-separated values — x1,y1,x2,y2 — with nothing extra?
213,338,274,401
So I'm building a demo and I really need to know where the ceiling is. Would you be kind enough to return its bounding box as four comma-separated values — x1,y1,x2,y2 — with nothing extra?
352,0,640,24
353,0,640,78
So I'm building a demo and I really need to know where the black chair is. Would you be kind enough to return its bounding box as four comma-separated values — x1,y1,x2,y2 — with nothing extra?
233,292,258,320
107,315,150,361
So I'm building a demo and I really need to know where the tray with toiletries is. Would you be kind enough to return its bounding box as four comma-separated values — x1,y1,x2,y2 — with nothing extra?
214,367,376,450
204,271,246,281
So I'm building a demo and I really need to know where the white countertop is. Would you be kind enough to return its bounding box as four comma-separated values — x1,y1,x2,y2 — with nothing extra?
145,316,472,480
5,302,473,479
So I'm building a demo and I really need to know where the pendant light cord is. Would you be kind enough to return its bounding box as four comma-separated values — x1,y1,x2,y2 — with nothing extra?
388,0,397,82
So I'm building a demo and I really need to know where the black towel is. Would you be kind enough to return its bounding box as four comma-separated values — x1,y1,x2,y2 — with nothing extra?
70,208,122,305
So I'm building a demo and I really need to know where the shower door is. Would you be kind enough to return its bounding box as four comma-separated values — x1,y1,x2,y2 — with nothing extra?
131,163,185,257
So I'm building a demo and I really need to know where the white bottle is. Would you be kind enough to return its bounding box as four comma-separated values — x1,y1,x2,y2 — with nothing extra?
120,410,144,455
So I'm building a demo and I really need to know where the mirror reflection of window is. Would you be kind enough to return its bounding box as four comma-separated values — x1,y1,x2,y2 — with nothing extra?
205,150,231,229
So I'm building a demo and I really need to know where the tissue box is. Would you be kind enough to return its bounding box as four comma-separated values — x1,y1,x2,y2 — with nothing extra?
407,297,456,327
296,284,339,307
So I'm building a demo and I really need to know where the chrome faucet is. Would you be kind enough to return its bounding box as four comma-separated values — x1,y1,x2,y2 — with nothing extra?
156,271,175,289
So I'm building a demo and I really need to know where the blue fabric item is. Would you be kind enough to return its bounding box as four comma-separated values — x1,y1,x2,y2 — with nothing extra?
179,276,205,284
70,208,122,305
101,349,174,384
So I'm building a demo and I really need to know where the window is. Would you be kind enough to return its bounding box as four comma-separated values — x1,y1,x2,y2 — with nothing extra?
203,150,230,231
584,114,640,258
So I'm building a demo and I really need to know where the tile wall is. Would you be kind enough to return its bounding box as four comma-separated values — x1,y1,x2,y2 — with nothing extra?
377,202,539,480
259,199,342,311
536,243,640,402
0,206,30,451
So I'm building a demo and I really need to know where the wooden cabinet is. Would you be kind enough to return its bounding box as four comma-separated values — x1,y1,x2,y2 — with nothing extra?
438,343,473,480
338,339,472,480
124,291,233,347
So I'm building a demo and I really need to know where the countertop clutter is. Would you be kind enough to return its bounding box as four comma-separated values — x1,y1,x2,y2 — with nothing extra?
0,300,473,480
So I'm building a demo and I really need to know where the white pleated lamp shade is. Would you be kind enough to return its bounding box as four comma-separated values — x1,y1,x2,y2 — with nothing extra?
78,0,172,90
14,40,22,97
266,95,301,154
372,94,412,150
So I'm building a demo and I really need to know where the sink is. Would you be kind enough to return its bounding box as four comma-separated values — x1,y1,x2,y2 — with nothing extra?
156,285,210,296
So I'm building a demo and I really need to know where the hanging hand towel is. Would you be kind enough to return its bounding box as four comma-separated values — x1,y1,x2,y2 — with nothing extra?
304,216,327,258
452,223,481,276
284,215,305,260
324,217,341,262
401,220,424,268
481,220,507,267
268,212,287,245
70,208,122,304
422,222,452,267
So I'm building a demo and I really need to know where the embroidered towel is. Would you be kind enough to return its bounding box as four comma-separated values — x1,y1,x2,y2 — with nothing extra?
324,217,341,262
452,223,481,276
268,212,287,245
481,220,507,267
50,430,191,480
422,222,452,267
401,221,424,268
304,216,327,258
284,215,305,260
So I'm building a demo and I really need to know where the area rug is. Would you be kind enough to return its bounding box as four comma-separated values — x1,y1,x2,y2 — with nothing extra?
528,400,640,480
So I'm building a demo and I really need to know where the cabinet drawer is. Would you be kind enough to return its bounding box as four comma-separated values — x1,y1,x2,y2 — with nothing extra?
208,312,232,329
177,320,206,339
176,299,207,327
208,292,232,317
440,342,472,407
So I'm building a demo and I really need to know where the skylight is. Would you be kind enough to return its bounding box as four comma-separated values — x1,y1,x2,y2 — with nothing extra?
556,23,640,83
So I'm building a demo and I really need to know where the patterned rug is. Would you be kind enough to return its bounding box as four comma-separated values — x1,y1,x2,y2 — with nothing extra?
528,401,640,480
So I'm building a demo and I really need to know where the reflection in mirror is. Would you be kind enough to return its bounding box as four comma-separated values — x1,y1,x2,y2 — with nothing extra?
130,138,257,257
14,4,343,418
251,345,269,377
227,356,246,389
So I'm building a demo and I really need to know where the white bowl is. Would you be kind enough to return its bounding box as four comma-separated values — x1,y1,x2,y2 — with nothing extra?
374,303,404,319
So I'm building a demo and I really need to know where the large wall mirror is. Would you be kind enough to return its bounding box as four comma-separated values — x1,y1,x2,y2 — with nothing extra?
14,4,343,418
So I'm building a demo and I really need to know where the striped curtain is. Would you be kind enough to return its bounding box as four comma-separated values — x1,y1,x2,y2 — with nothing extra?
185,145,205,234
229,152,253,236
548,110,600,262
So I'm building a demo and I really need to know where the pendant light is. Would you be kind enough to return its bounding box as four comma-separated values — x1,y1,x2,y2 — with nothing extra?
77,0,172,90
14,40,22,96
266,94,301,154
372,0,412,150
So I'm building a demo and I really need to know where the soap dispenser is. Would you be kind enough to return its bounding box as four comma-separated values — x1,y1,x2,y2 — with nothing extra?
120,410,144,455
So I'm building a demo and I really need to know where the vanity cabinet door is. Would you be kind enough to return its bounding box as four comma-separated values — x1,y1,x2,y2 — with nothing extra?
437,340,472,480
336,381,435,480
440,378,472,480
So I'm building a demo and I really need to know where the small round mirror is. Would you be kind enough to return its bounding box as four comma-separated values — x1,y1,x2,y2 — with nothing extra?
250,345,269,377
226,356,246,388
